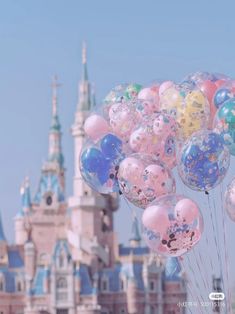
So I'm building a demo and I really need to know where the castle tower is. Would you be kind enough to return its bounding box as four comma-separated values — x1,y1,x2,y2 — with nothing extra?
0,212,8,266
26,77,67,258
14,177,31,245
68,43,119,273
42,75,65,191
129,216,141,248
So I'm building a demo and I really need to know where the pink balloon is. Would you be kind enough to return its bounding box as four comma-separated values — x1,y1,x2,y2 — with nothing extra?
129,127,158,154
198,80,218,129
84,114,109,141
138,87,158,102
142,204,170,234
118,157,144,185
174,198,199,224
199,80,217,103
159,81,174,95
109,103,139,138
143,164,176,196
215,79,227,88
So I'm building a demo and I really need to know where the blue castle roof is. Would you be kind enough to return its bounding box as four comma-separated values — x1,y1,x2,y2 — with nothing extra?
0,212,6,242
34,173,65,204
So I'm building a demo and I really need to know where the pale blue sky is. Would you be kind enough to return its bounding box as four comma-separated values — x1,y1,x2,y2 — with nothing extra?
1,0,235,309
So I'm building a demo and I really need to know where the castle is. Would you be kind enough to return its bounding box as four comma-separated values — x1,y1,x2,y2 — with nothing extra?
0,45,186,314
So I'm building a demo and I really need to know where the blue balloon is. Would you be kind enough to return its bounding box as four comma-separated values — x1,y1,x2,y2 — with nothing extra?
96,159,111,184
214,88,231,108
100,134,123,159
81,148,105,173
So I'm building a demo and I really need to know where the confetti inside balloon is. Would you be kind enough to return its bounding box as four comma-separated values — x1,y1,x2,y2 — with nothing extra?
142,194,203,257
118,153,175,208
160,83,210,141
178,130,230,191
214,98,235,156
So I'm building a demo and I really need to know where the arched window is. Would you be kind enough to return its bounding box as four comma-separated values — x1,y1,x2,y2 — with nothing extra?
119,278,125,291
17,281,22,292
101,277,109,292
149,280,156,292
56,277,67,289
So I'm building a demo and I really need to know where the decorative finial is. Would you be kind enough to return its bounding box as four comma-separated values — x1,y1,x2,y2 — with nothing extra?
51,75,61,116
82,41,87,65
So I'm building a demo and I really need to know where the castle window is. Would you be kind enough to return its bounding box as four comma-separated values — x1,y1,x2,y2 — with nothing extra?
120,278,125,291
119,309,126,314
0,275,4,291
56,277,67,289
46,195,53,206
101,277,109,292
17,281,22,292
150,306,155,314
149,280,156,292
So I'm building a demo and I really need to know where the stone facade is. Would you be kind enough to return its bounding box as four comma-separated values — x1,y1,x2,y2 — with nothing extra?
0,44,186,314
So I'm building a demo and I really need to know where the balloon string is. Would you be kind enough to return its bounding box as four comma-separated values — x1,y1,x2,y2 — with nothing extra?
219,183,232,314
185,255,206,310
211,189,227,314
180,258,204,314
192,248,209,294
197,249,211,292
207,193,221,273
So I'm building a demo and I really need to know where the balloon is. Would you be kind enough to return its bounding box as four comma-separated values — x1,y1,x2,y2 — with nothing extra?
142,204,170,234
214,88,231,108
100,134,123,159
129,113,177,169
84,114,110,141
178,130,230,191
103,83,129,104
80,137,125,194
160,83,210,141
118,153,175,209
125,83,142,100
225,178,235,221
142,194,203,257
214,98,235,155
174,198,199,224
117,156,144,185
135,99,159,116
159,81,174,95
81,148,105,173
138,86,159,104
109,102,140,140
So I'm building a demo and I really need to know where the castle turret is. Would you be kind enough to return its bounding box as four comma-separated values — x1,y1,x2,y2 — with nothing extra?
15,177,31,245
129,216,141,248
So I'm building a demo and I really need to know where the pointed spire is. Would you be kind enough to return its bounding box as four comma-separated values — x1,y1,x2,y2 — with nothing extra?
0,212,6,242
50,75,61,132
47,76,64,168
82,41,88,81
77,41,91,111
91,84,96,108
129,216,141,247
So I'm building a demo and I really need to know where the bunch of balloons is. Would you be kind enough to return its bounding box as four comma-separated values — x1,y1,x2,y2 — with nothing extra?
80,72,235,257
